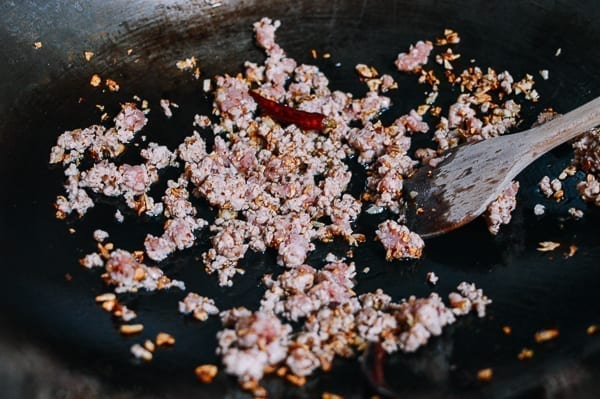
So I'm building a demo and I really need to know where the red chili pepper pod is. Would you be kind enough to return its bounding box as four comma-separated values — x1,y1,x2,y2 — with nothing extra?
249,90,334,132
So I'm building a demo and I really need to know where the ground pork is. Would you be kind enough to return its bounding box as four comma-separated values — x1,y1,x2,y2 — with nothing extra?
375,220,425,259
103,249,185,293
572,128,600,173
483,180,520,235
179,292,220,321
395,41,434,72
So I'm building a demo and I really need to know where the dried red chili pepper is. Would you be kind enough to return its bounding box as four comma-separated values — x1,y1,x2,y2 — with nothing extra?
249,90,335,131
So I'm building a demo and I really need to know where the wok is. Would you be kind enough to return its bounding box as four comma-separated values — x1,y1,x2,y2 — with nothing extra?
1,1,599,398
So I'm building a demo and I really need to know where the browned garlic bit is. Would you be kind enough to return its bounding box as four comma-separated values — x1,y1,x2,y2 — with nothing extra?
517,348,534,360
435,48,461,70
534,329,559,343
537,241,560,252
156,332,176,346
89,74,102,87
144,339,156,353
120,324,144,336
195,364,218,384
435,29,461,46
176,56,197,71
105,78,120,92
564,245,578,258
477,368,493,382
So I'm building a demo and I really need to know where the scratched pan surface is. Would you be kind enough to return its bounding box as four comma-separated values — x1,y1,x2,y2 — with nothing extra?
1,1,600,398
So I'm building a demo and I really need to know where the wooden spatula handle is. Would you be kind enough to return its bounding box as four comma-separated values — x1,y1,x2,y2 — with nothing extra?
523,97,600,160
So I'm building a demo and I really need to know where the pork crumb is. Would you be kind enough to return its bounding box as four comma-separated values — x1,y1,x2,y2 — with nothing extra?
375,220,424,259
79,253,104,269
93,229,109,242
179,292,219,321
484,181,519,235
160,99,178,118
450,281,492,318
395,41,433,72
568,207,584,219
533,204,545,216
426,272,439,285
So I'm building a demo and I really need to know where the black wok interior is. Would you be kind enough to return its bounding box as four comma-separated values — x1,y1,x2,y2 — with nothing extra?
1,1,600,398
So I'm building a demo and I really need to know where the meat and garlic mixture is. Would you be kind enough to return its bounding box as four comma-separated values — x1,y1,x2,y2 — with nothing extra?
376,220,425,259
221,257,490,385
574,128,600,205
395,40,434,72
483,180,519,235
47,16,598,393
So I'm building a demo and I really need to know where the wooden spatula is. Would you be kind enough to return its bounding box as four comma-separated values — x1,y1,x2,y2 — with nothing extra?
403,97,600,238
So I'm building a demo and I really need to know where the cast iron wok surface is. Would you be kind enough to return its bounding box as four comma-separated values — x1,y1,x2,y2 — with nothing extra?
1,1,599,398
